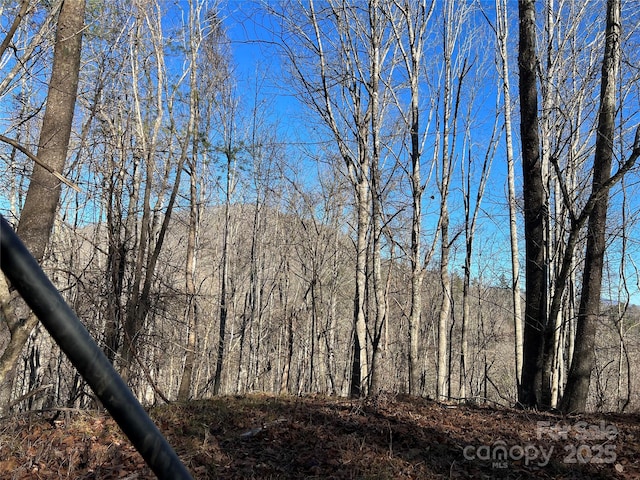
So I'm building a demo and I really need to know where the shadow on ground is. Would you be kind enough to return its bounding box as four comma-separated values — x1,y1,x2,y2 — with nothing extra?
1,394,639,479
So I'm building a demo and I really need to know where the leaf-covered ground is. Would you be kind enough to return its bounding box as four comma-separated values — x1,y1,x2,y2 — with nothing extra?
1,394,639,479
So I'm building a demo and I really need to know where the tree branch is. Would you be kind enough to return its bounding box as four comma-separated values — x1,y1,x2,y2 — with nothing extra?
0,0,31,61
0,134,81,193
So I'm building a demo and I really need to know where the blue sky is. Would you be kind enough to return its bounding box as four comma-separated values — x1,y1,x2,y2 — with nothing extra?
1,0,638,305
213,0,640,306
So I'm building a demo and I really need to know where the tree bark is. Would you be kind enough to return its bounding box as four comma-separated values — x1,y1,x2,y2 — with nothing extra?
289,0,375,398
0,0,85,413
350,177,371,398
388,0,432,397
368,0,387,397
517,0,549,409
560,0,620,414
496,0,524,393
437,0,465,402
213,150,234,395
177,163,198,401
177,0,206,402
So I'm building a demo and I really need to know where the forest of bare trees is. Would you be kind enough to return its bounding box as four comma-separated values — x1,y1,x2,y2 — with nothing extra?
1,0,640,418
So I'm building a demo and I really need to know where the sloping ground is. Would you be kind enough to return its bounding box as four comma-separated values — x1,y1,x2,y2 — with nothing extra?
0,394,638,479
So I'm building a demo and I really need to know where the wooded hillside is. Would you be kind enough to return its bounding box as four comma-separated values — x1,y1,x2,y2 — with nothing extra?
1,0,640,418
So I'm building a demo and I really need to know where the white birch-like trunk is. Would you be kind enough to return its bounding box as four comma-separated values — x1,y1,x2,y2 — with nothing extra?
496,0,524,392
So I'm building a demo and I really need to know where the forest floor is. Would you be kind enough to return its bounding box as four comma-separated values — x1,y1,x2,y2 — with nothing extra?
0,393,639,479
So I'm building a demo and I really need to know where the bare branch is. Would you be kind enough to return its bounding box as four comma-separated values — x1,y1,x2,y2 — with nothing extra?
0,134,81,193
0,0,31,61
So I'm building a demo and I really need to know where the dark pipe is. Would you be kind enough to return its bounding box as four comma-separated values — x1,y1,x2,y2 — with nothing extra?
0,214,193,480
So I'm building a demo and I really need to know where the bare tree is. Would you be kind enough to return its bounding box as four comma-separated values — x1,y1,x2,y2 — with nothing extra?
366,0,395,396
120,1,168,383
494,0,524,392
516,0,640,411
211,109,239,396
435,0,472,402
116,0,206,393
517,0,548,409
177,0,213,401
267,0,399,397
386,0,435,396
538,0,600,409
0,1,62,99
210,37,239,394
0,0,30,62
0,0,85,413
459,92,497,400
561,0,621,413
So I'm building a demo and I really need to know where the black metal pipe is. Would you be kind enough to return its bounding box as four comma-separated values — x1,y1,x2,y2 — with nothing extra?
0,214,193,480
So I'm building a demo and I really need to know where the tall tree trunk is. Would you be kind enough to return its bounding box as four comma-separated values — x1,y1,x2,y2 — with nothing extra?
279,260,293,394
460,126,494,400
0,0,85,413
436,0,463,401
517,0,548,409
369,166,383,394
121,3,168,383
560,0,620,414
538,0,558,410
213,151,234,395
496,0,524,393
388,0,432,397
437,207,451,401
368,0,387,396
177,156,199,401
177,0,205,402
326,224,340,395
350,177,371,398
269,0,379,398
